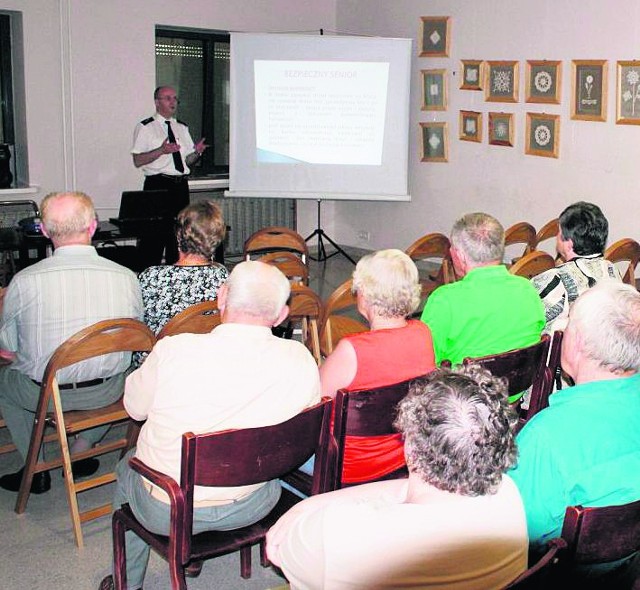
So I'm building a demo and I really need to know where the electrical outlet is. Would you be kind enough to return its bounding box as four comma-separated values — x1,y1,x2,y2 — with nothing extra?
357,230,370,241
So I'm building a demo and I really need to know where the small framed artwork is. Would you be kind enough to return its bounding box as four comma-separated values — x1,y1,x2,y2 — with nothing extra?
459,111,482,142
488,112,514,147
420,122,448,162
460,60,483,91
571,60,607,121
419,17,451,58
421,69,447,111
485,61,519,102
526,60,562,104
616,60,640,125
525,113,560,158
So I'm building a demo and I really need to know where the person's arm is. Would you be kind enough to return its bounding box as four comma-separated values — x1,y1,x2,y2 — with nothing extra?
319,338,357,398
185,137,208,167
530,268,566,325
132,138,180,168
123,342,163,420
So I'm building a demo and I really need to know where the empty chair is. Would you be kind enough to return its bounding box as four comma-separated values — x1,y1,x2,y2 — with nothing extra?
244,226,308,263
258,251,309,285
509,250,556,280
156,300,221,339
15,319,157,548
111,398,332,590
504,538,567,589
504,221,537,263
287,284,322,364
533,218,559,256
604,237,640,287
405,232,455,300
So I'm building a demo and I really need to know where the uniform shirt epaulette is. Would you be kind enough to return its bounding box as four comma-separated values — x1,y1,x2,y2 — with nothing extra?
176,119,188,127
141,117,154,125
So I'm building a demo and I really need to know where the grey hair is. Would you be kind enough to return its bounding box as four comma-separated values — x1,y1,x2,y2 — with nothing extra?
451,212,505,264
40,192,96,239
224,260,290,324
394,365,518,496
352,249,421,318
569,281,640,372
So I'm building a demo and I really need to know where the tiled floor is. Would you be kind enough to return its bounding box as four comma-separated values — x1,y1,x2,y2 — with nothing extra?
0,246,365,590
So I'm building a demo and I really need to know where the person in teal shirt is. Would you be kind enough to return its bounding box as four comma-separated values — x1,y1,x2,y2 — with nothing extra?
421,212,544,366
510,282,640,547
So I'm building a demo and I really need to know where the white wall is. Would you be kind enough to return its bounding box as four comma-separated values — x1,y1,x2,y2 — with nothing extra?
324,0,640,251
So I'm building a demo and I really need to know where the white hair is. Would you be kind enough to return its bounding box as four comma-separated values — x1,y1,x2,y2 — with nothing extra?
451,212,505,264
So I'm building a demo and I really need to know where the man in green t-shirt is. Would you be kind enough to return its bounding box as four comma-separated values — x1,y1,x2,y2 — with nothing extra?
421,212,544,365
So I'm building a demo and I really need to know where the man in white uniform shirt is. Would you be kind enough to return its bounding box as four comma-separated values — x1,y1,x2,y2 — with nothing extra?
0,191,142,495
99,261,320,590
131,85,207,263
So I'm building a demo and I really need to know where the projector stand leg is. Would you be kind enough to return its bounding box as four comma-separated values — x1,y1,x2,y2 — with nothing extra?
305,200,355,265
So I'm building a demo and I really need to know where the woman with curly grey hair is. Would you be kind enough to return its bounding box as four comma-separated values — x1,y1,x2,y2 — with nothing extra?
319,248,436,484
268,365,528,589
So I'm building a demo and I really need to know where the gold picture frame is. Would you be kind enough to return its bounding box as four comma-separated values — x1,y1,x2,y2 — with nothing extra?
488,112,514,147
419,17,451,58
460,60,483,91
526,60,562,104
525,112,560,158
485,61,519,103
616,60,640,125
459,111,482,142
571,60,607,122
420,122,449,162
421,69,447,111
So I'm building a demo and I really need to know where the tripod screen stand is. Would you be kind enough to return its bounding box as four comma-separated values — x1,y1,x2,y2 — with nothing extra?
305,199,355,264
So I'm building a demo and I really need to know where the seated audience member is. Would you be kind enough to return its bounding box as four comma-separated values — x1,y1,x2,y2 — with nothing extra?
139,200,228,335
0,191,142,494
510,282,640,549
268,365,528,589
99,261,320,590
531,201,620,333
319,249,436,484
421,212,544,369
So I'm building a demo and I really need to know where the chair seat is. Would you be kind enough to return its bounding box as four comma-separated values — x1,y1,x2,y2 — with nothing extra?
60,398,128,433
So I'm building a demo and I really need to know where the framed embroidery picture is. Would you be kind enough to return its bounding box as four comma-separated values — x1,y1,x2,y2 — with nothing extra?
420,122,448,162
525,113,560,158
616,60,640,125
571,60,607,121
526,60,561,104
485,61,519,103
460,60,483,91
419,17,451,57
459,111,482,142
488,112,514,147
421,69,447,111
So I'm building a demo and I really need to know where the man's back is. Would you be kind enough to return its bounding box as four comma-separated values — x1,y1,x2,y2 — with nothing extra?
421,265,545,364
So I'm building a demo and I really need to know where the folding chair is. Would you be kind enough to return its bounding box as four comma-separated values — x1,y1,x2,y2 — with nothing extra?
405,232,455,301
505,222,537,264
509,250,556,280
604,238,640,287
156,300,221,339
287,285,323,365
243,226,308,263
504,538,567,589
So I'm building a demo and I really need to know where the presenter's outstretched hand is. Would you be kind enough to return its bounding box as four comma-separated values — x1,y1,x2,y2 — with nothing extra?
195,137,209,154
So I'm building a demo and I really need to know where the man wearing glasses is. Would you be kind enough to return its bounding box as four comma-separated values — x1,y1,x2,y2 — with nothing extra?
131,86,207,263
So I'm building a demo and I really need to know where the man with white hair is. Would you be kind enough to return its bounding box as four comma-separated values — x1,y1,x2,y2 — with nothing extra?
511,282,640,547
0,191,142,495
99,260,320,590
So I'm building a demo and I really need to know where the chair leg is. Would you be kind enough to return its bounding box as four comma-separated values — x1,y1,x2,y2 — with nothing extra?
240,545,253,579
168,558,187,590
112,511,128,590
259,538,270,568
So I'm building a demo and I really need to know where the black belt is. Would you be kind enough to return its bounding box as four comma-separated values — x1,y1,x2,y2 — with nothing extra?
31,377,111,390
158,174,188,183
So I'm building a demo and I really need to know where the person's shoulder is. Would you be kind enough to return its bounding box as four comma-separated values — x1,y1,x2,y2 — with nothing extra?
140,116,154,125
176,119,189,128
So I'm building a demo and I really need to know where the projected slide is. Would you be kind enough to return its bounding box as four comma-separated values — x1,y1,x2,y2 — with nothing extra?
254,60,389,166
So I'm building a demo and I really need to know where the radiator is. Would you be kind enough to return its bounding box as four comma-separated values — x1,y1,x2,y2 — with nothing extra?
192,194,296,256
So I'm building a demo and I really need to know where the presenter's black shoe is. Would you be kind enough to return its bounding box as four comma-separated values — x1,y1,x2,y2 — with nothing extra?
0,467,51,494
62,457,100,479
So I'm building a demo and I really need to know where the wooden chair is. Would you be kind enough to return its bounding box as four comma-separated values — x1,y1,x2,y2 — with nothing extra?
461,335,552,428
504,538,567,589
15,318,157,548
405,232,455,300
157,300,221,339
509,250,556,279
604,238,640,287
505,222,537,263
243,226,308,263
533,218,559,254
287,284,322,364
318,278,368,357
258,251,309,285
556,499,640,585
0,411,16,455
111,398,333,590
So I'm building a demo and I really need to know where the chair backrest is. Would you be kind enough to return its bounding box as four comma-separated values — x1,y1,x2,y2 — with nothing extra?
561,499,640,565
243,226,308,262
505,222,537,262
156,300,221,340
533,218,559,252
258,251,309,285
177,397,333,555
319,279,368,357
504,538,567,589
509,250,557,279
548,330,564,391
462,335,552,422
604,238,640,286
287,284,323,364
333,378,414,489
405,232,456,288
